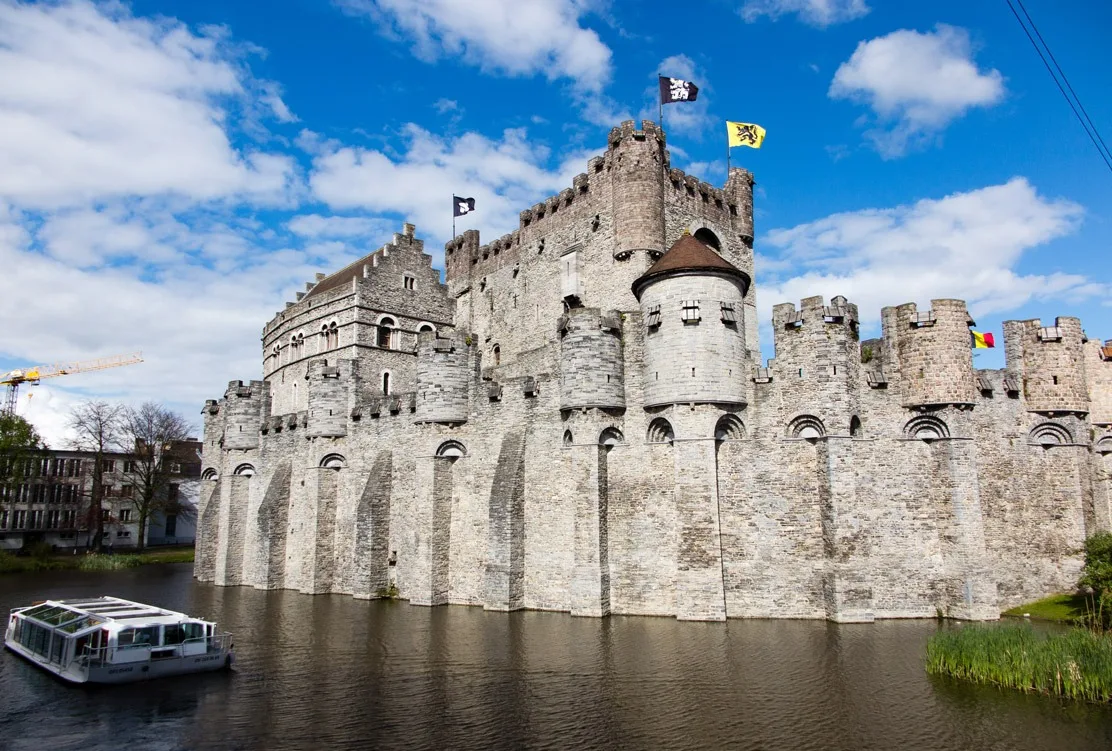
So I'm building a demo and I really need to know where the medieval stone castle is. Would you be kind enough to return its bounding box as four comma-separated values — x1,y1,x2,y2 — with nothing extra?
195,119,1112,622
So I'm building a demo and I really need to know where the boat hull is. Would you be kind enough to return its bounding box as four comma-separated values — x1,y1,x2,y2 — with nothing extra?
4,639,233,684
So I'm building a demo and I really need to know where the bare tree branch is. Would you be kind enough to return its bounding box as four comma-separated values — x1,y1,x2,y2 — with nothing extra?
119,402,194,550
67,401,123,552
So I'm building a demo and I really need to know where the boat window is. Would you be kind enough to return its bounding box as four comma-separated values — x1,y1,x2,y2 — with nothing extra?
118,626,160,648
21,604,54,619
57,615,103,634
183,623,206,641
164,624,186,645
51,635,66,664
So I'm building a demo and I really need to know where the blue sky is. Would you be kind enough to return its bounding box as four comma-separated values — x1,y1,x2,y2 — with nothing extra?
0,0,1109,443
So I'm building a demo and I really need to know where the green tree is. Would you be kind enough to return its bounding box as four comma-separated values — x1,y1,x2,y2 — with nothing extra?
1078,531,1112,629
119,402,193,550
0,413,45,511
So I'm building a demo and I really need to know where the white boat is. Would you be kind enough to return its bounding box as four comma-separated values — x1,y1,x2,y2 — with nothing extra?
4,596,234,684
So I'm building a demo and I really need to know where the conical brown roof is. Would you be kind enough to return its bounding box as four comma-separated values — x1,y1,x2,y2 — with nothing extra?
632,234,747,299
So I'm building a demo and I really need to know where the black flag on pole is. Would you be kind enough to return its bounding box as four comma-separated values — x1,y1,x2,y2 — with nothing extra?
453,196,476,217
659,76,699,104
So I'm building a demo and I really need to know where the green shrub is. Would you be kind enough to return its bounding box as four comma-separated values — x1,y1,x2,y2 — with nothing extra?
77,553,142,571
24,541,54,560
927,624,1112,702
1079,532,1112,629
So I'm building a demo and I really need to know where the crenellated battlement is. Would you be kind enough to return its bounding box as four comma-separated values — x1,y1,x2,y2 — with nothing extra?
1003,317,1089,414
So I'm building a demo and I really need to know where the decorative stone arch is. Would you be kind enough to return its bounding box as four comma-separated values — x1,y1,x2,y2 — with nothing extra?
436,440,466,461
714,414,746,441
320,453,346,469
693,227,722,252
563,430,573,447
1029,422,1073,447
686,218,729,250
647,417,674,444
232,463,256,477
1095,436,1112,455
788,414,826,439
417,322,437,335
850,415,863,438
376,314,397,349
905,415,949,441
201,468,218,480
599,427,624,448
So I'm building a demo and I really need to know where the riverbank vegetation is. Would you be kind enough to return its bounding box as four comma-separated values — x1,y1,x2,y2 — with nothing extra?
926,625,1112,703
0,545,194,574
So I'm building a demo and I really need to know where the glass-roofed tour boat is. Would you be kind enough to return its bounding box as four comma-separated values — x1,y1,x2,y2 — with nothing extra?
4,596,234,684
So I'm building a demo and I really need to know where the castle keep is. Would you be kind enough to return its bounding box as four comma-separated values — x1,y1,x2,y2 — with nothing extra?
196,120,1112,622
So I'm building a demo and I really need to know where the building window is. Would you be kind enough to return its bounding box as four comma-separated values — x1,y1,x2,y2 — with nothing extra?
120,509,132,522
720,302,737,324
681,300,701,323
168,484,180,501
328,321,339,349
116,530,131,538
0,509,7,529
170,462,182,474
124,460,138,473
120,486,134,498
377,317,396,349
102,459,115,473
165,515,177,537
646,305,661,328
493,345,501,366
13,510,26,529
382,372,391,395
404,275,416,290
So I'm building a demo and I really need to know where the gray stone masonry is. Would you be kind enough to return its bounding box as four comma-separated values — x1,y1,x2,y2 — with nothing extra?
197,119,1112,623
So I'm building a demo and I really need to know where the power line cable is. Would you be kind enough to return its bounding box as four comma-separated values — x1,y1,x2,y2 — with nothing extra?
1014,0,1112,164
1005,0,1112,174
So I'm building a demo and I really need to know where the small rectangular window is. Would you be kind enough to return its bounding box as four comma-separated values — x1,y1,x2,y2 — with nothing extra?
403,275,416,290
120,509,132,522
101,460,115,473
720,302,737,323
681,300,701,323
646,305,661,328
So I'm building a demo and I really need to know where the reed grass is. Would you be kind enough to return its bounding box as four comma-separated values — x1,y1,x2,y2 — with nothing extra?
76,553,143,571
926,624,1112,703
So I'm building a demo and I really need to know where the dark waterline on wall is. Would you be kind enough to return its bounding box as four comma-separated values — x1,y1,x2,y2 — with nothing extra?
1,564,1110,751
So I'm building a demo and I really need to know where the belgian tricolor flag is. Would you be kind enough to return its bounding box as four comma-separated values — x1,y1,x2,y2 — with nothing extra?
971,331,995,349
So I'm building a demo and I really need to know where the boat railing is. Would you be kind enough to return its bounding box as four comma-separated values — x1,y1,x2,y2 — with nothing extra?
77,632,233,668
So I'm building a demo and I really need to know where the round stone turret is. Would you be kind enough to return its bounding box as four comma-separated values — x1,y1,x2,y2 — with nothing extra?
416,331,470,423
559,308,625,410
884,300,976,408
609,120,666,263
222,380,265,450
633,234,752,407
1004,317,1089,414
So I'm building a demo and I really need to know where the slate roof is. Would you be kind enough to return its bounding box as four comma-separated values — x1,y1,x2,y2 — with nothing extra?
632,233,747,298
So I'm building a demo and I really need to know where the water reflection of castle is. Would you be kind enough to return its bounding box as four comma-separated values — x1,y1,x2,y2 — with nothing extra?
196,120,1112,622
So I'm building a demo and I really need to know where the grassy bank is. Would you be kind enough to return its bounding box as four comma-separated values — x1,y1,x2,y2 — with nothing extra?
1003,593,1090,623
926,624,1112,703
0,546,194,574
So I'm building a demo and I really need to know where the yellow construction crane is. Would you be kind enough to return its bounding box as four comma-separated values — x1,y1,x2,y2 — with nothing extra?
1,353,144,415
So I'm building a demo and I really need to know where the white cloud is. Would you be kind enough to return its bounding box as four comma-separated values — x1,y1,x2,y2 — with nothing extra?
829,25,1005,157
757,178,1094,328
0,0,299,209
335,0,612,90
741,0,869,27
308,123,596,262
287,214,392,239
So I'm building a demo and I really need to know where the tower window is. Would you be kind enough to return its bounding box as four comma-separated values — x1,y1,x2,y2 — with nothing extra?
377,317,395,349
382,372,391,395
493,345,501,366
681,300,701,324
646,305,662,328
403,275,415,290
1052,375,1059,385
720,302,737,324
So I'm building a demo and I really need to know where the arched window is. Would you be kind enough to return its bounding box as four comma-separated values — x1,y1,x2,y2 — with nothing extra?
320,324,329,353
1096,436,1112,455
382,371,391,395
1029,422,1072,447
693,228,721,252
436,440,466,461
647,418,674,444
563,430,573,446
328,321,339,349
418,323,436,335
599,427,624,448
788,415,825,440
201,468,218,480
320,454,346,470
232,464,255,477
905,415,949,442
850,416,862,438
377,316,396,349
493,345,501,366
715,414,746,441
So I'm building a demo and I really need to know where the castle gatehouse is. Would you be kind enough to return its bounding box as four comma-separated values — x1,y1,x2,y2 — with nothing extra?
196,120,1112,622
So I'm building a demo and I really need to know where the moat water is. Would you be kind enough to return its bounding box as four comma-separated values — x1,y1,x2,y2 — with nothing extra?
2,564,1111,750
